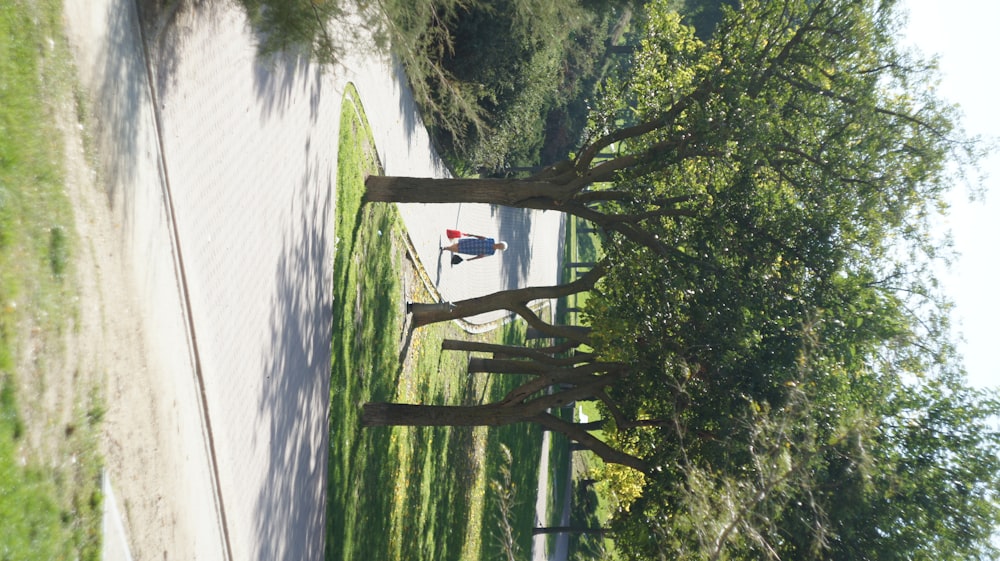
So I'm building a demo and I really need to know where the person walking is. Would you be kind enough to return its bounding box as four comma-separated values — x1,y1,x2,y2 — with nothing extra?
442,234,507,262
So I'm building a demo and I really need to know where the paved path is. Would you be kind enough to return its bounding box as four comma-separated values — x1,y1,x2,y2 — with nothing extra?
66,1,564,560
65,1,228,559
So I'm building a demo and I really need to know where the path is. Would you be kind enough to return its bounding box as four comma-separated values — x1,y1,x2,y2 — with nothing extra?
63,1,564,559
530,424,575,561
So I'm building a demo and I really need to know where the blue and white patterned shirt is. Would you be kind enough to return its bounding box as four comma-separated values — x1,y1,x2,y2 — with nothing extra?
456,237,497,256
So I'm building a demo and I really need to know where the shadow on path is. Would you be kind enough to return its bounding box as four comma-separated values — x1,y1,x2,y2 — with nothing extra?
253,50,315,121
253,152,333,560
93,0,149,213
497,206,536,290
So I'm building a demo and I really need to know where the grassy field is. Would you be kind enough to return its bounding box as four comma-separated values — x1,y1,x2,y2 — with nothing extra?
326,84,549,561
0,0,104,559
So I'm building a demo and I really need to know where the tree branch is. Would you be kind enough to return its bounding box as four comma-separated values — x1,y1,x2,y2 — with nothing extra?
510,303,592,345
500,362,628,407
410,263,607,327
532,413,650,472
603,206,698,226
576,73,717,169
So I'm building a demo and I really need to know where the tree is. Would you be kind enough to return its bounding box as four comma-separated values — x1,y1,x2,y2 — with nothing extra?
606,345,1000,561
386,0,966,207
811,373,1000,561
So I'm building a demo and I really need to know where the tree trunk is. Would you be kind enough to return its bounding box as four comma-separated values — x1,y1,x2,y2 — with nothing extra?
442,339,586,365
409,266,605,333
361,397,583,428
525,327,554,341
467,357,550,375
362,392,649,472
365,175,687,260
362,402,528,427
524,326,592,344
364,176,576,205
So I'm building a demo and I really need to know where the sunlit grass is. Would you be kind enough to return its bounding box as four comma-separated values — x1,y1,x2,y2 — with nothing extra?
0,1,103,559
327,84,544,561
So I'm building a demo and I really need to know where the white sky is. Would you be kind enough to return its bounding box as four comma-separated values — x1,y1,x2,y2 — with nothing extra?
902,0,1000,391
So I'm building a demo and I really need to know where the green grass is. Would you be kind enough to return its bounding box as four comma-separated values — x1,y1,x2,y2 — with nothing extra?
0,1,104,559
326,85,546,561
326,82,403,561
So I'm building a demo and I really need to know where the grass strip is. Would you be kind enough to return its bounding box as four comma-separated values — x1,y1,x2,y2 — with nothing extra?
0,1,103,559
327,84,550,561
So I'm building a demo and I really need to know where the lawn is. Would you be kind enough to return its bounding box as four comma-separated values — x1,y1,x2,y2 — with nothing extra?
326,84,546,561
0,0,103,559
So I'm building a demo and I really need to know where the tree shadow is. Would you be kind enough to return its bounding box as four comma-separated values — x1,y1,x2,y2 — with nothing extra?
91,0,150,214
137,0,353,125
252,154,333,560
252,49,316,123
496,206,536,290
391,55,430,156
231,0,393,124
138,0,220,110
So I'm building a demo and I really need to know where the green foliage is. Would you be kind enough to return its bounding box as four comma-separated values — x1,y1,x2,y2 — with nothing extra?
0,374,104,561
0,415,63,561
436,1,577,166
0,0,77,338
236,0,344,59
573,0,1000,559
798,372,1000,561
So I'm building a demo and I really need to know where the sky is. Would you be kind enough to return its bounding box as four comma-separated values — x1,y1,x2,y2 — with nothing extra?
901,0,1000,392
